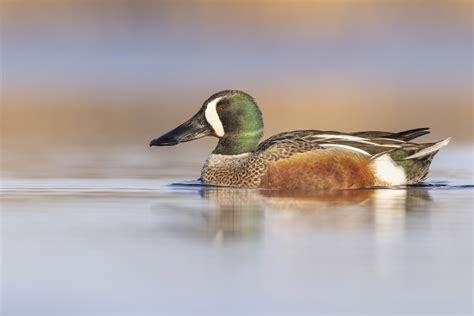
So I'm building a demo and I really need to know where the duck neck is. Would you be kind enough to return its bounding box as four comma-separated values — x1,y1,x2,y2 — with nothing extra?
213,132,262,155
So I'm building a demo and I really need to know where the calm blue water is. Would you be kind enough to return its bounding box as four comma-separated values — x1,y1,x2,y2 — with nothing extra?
1,146,473,315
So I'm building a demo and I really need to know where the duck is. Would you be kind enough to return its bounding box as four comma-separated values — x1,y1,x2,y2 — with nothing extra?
150,90,450,190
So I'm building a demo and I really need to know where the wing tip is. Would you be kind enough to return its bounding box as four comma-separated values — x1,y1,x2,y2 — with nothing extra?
394,127,431,141
438,137,452,147
405,137,452,160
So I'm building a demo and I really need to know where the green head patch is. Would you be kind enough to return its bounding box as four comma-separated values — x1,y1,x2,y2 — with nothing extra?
204,90,264,155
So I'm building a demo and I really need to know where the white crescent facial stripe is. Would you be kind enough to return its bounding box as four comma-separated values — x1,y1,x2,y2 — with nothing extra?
205,97,225,137
319,144,372,156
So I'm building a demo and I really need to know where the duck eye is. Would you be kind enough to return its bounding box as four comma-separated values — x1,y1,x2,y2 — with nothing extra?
216,99,229,111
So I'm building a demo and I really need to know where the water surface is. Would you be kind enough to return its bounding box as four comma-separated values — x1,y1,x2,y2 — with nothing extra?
1,146,472,315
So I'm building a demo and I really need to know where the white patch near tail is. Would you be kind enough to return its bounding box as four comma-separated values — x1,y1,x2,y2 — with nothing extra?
371,154,406,186
205,97,225,137
405,138,451,160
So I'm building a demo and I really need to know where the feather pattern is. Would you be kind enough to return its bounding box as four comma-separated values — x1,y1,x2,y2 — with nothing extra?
252,128,448,185
201,127,448,188
153,89,446,189
256,128,431,158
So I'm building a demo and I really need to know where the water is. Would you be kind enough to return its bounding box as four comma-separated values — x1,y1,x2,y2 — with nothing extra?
1,146,473,315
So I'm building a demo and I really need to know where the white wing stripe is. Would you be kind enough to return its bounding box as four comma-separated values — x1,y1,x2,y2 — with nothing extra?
320,144,372,156
405,138,451,159
313,134,401,148
315,134,369,141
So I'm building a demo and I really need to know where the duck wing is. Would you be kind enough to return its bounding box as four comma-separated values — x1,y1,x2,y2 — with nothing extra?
256,128,450,184
352,128,430,141
256,128,433,159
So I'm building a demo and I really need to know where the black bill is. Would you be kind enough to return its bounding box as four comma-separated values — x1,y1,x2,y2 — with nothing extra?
149,111,211,146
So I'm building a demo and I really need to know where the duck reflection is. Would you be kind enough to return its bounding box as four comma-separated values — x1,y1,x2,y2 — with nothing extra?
153,185,432,242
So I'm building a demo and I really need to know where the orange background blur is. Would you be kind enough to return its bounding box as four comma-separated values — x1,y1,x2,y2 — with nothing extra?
1,0,472,151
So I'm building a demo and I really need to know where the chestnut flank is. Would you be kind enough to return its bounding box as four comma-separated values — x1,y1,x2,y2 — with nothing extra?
260,150,376,190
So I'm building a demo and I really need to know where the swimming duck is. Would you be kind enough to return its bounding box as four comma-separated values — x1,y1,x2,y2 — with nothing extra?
150,90,450,190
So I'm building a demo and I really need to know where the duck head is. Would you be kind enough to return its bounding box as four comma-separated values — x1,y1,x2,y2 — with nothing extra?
150,90,264,155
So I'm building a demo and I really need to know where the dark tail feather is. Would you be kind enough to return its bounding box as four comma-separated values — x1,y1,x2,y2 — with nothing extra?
389,128,430,141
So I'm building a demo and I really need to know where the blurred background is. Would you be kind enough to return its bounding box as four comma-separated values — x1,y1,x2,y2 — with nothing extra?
1,3,473,314
1,0,472,178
